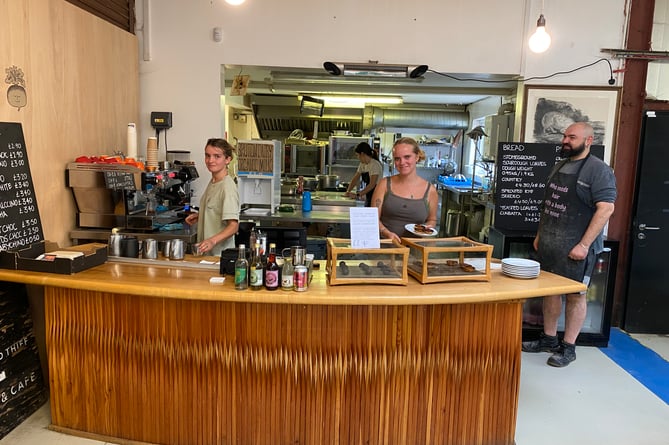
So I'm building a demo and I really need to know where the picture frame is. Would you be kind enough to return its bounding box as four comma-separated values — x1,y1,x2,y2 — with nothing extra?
521,85,622,165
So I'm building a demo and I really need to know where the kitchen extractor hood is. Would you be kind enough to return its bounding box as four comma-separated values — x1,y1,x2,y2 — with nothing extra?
251,94,364,139
249,94,470,140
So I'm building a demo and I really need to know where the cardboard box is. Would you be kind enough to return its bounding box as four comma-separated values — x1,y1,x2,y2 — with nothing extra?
0,241,107,274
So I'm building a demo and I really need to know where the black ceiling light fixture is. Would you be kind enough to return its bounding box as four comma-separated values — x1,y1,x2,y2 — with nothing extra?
408,64,429,79
322,61,428,78
323,61,342,76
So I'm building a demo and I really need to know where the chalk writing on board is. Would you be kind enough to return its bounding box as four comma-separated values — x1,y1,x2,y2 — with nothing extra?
0,123,44,251
494,142,605,232
103,170,136,190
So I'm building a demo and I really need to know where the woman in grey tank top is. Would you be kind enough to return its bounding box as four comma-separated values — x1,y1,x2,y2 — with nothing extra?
371,137,439,242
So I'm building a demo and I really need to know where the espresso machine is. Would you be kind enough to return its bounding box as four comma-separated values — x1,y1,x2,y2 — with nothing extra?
66,162,199,231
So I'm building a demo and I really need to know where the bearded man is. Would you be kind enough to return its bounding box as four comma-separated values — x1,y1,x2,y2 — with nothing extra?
522,122,617,367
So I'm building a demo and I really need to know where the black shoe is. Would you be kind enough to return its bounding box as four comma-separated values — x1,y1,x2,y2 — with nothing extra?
522,332,559,353
547,341,576,367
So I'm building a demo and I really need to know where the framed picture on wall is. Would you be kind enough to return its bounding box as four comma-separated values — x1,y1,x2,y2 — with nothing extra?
521,85,622,165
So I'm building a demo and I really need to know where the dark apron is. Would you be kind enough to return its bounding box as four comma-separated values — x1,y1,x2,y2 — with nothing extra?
537,155,594,282
361,171,375,207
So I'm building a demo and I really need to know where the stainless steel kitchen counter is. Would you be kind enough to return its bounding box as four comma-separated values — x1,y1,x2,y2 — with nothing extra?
240,191,357,224
242,207,354,224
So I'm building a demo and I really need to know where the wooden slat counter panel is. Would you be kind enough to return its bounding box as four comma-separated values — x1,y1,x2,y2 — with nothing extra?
45,287,522,445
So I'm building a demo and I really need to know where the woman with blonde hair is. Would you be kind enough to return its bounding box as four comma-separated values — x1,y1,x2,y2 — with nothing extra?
372,137,439,241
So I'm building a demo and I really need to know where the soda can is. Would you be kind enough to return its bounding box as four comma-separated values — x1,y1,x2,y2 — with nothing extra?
293,265,308,291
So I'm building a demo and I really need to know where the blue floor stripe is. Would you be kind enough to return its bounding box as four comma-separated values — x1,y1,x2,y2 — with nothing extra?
600,328,669,405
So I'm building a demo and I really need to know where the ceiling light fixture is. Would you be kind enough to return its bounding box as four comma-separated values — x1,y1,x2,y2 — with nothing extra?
528,1,551,54
309,95,403,108
224,0,246,5
323,61,428,79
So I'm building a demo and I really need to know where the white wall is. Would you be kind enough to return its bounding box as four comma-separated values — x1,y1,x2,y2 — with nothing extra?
136,0,629,205
648,0,669,99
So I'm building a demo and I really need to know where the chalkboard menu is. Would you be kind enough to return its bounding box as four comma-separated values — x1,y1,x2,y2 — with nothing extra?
103,170,136,190
494,142,604,231
0,123,44,252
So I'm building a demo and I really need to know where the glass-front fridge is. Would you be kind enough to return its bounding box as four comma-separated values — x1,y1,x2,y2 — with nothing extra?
488,226,618,347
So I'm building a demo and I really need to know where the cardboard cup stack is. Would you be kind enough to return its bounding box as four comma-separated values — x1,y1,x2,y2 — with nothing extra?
146,137,158,171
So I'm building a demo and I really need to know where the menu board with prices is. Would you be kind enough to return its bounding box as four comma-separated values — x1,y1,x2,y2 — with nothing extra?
0,282,48,439
494,142,604,231
0,123,44,252
103,170,136,190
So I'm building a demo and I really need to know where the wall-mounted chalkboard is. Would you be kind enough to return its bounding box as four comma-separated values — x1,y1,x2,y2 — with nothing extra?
494,142,604,231
0,123,44,252
103,170,136,190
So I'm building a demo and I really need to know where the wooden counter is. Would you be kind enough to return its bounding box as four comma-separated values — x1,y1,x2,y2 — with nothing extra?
0,261,585,445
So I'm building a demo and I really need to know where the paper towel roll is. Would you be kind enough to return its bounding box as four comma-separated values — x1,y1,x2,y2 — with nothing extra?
126,123,137,159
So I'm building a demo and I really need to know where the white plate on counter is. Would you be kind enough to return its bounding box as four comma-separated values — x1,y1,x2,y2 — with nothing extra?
501,257,540,279
405,224,438,237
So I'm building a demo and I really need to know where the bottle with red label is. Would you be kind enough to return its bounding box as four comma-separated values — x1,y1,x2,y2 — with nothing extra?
264,243,279,291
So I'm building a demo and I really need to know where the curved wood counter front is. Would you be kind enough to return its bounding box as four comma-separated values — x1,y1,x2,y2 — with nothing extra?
0,261,584,445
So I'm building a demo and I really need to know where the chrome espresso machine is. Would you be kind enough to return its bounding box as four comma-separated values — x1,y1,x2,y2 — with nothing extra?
66,162,199,231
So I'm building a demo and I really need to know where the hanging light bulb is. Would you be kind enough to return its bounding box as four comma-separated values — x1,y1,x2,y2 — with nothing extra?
529,14,551,53
225,0,246,5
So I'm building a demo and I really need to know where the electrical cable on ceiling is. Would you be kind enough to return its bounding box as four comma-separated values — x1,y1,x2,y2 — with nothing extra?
428,58,616,85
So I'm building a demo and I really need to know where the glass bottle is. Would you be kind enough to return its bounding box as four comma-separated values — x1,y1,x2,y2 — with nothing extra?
264,243,280,291
281,255,294,291
250,242,264,290
293,248,308,292
234,244,248,290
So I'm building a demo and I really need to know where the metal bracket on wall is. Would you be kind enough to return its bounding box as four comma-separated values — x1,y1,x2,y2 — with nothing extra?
602,48,669,62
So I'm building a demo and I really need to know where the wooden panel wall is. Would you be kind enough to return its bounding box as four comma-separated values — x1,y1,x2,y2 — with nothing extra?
46,287,523,445
0,0,138,248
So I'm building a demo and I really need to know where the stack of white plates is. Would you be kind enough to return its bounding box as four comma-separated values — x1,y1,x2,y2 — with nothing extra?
501,258,540,279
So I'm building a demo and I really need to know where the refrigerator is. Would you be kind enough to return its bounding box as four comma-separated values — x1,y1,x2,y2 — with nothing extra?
488,227,618,347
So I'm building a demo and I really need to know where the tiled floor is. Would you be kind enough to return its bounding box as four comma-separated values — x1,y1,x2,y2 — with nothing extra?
2,329,668,445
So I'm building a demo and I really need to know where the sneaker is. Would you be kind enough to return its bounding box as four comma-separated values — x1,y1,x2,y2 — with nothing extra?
522,332,559,353
547,341,576,367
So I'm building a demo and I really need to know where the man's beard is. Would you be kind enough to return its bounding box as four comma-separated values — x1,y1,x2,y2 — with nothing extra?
560,141,587,158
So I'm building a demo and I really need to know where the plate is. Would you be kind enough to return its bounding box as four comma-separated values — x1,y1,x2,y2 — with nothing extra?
502,270,540,279
405,223,438,237
501,258,540,268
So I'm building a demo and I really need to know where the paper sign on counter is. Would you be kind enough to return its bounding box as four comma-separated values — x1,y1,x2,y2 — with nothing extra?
349,207,380,249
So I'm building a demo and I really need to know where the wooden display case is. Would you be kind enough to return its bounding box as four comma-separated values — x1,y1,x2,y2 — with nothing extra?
402,236,493,284
326,238,409,285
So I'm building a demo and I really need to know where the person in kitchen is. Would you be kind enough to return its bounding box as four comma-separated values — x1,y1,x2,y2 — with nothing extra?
344,142,384,206
185,138,240,256
372,137,439,241
522,122,616,367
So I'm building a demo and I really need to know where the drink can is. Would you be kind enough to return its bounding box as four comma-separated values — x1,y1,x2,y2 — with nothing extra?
294,265,308,291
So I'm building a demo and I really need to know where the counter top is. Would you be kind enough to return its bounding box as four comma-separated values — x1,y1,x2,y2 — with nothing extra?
0,258,585,305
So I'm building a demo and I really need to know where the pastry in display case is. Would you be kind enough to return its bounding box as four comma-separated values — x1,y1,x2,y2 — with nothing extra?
325,238,409,285
402,237,493,284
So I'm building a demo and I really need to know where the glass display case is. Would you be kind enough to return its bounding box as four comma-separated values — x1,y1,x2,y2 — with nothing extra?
488,226,618,347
